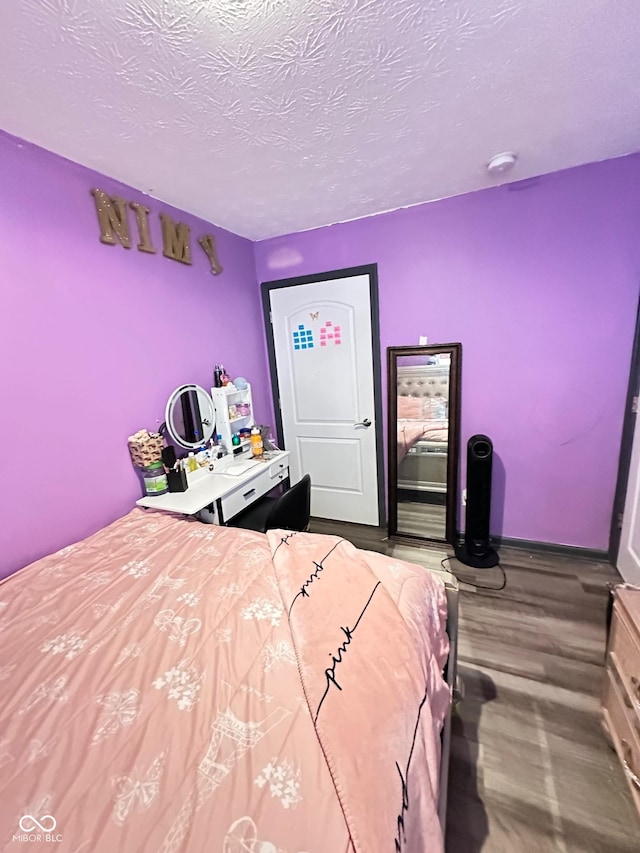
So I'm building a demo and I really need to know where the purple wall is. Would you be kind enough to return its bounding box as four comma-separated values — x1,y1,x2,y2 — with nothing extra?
3,129,638,563
0,131,270,579
254,156,640,550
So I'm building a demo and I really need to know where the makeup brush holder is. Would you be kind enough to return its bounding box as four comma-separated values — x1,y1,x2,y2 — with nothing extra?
167,468,188,493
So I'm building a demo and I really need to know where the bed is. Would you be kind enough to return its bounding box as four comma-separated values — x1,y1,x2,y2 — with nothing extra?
397,365,450,495
0,509,457,852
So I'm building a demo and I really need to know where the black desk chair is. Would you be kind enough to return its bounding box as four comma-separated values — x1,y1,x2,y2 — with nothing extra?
229,474,311,533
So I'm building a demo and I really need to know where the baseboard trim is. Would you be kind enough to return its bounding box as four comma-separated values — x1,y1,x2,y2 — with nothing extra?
489,535,608,562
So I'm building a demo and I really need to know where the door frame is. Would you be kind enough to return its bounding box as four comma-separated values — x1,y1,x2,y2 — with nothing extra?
261,264,385,526
609,291,640,564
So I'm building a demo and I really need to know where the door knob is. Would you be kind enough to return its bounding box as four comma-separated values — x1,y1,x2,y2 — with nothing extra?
354,418,372,428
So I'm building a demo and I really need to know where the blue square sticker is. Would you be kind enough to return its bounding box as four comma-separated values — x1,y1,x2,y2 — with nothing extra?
298,324,304,330
294,344,300,350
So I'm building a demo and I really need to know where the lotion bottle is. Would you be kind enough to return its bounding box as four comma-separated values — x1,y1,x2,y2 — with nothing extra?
250,426,264,458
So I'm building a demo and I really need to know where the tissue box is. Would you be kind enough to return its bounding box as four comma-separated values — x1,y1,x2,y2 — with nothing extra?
128,429,164,467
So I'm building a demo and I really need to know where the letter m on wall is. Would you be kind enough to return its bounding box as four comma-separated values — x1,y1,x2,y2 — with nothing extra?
90,189,132,248
160,213,192,265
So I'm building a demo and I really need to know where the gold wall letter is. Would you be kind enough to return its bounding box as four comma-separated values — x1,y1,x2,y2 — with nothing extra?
160,213,192,265
129,202,156,254
198,234,223,275
90,189,131,248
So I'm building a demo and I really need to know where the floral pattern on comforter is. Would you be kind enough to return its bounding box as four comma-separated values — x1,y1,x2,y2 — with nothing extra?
0,509,449,853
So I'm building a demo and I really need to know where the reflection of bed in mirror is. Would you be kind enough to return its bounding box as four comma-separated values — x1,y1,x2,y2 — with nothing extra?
397,364,449,501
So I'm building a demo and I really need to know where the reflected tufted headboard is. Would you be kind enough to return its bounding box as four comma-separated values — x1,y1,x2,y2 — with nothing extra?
397,365,450,402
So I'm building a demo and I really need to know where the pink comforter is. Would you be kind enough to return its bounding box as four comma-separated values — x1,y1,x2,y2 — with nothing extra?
0,510,449,852
397,420,448,463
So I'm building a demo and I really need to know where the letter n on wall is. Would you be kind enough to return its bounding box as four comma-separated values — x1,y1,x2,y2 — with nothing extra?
90,189,132,248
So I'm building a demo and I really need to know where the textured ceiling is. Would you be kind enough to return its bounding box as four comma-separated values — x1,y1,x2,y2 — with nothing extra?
1,1,639,240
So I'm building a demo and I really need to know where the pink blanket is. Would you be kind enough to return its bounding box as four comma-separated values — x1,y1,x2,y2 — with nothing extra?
397,420,448,463
0,509,449,852
268,531,450,852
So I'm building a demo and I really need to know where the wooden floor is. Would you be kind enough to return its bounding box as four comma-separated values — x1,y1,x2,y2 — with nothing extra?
309,518,640,853
398,500,447,540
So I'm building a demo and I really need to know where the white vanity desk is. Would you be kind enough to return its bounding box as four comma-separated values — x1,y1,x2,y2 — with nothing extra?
137,450,290,525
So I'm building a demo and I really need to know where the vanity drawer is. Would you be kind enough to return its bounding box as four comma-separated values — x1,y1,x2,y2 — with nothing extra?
607,649,640,741
603,667,640,815
269,459,289,479
220,464,289,522
609,604,640,713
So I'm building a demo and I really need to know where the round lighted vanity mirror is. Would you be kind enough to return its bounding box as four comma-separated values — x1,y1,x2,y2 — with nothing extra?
165,384,215,450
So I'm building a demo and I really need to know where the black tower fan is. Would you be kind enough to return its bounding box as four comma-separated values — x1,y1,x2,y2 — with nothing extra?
455,434,499,568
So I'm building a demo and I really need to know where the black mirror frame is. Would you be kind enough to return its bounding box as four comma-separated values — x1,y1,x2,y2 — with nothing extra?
387,343,462,546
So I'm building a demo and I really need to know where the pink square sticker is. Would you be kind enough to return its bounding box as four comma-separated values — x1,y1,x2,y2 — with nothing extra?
321,341,327,347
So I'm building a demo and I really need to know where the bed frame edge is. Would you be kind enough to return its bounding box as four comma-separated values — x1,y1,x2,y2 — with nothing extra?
437,581,459,833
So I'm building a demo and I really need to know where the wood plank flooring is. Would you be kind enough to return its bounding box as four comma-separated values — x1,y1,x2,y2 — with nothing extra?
398,501,447,540
309,518,640,853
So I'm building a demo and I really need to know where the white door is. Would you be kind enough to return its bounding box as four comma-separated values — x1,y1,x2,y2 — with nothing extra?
268,272,380,525
619,399,640,584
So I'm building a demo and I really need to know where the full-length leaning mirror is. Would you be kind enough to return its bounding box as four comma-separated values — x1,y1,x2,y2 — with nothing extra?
388,344,461,544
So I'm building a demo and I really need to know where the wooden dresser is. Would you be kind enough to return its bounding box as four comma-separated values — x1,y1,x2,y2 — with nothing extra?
603,586,640,818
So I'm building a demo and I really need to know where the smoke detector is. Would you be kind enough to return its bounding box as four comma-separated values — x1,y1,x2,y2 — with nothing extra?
487,152,517,175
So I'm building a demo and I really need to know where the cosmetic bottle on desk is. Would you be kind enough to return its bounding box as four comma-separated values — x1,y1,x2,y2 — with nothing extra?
141,462,169,496
250,426,264,458
216,434,228,458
